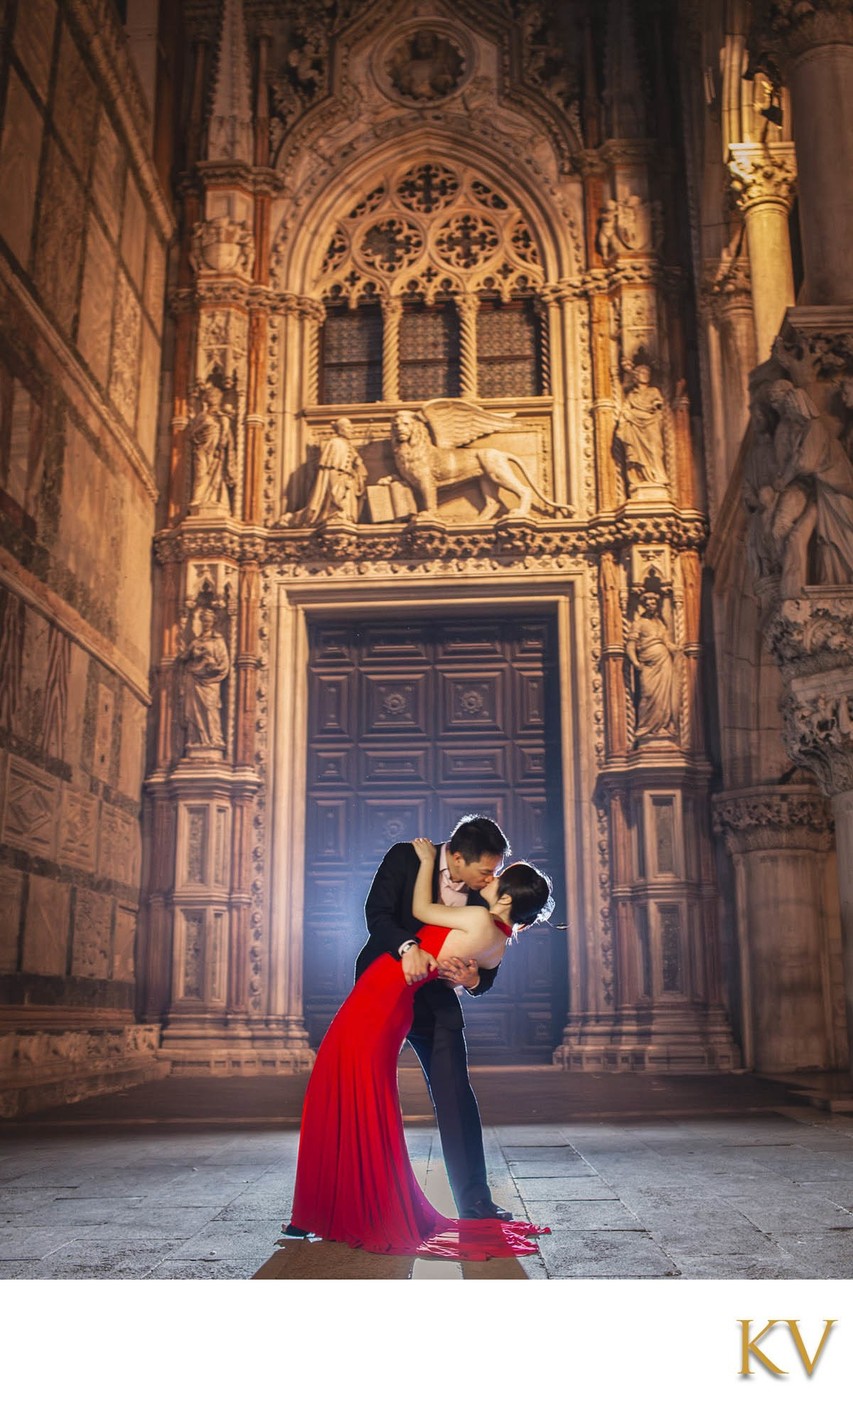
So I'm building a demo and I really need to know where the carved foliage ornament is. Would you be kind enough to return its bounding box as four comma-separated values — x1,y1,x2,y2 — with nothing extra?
782,684,853,796
751,0,853,68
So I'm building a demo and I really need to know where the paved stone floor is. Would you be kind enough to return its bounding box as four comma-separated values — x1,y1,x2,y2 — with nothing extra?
3,1068,853,1280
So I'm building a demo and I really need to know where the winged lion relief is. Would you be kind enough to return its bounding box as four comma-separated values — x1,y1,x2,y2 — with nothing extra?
383,400,573,522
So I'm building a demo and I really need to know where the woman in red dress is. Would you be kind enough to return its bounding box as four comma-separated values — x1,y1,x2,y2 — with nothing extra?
284,838,553,1259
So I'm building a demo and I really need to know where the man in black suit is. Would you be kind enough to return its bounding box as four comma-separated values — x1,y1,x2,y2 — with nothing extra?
355,814,511,1221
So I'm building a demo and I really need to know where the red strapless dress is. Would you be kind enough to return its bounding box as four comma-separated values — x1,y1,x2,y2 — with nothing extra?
287,923,548,1258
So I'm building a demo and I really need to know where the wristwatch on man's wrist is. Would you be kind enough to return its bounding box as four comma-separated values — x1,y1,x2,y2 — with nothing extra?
398,940,418,957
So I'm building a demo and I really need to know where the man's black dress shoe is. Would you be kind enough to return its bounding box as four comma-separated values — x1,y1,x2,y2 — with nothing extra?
460,1200,513,1222
279,1222,321,1240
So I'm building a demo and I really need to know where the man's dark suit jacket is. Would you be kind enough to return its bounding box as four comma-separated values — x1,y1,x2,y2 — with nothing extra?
355,841,499,1030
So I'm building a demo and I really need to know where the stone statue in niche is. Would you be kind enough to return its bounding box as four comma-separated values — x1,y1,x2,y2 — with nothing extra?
596,197,661,263
286,418,368,526
596,201,620,265
390,402,573,521
742,396,782,582
385,30,465,103
767,378,853,596
181,608,230,757
188,384,237,516
625,588,682,742
613,359,670,496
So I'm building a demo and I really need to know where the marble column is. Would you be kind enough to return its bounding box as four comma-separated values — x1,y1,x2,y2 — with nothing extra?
714,786,843,1072
727,142,796,361
782,19,853,305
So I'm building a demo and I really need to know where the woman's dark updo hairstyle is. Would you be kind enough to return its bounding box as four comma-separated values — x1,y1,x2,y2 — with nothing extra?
497,862,554,929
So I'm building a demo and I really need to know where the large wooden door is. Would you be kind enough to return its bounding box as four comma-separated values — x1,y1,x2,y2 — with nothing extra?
303,613,567,1062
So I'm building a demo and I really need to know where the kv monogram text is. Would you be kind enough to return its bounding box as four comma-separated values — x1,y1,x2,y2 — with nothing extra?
738,1319,837,1377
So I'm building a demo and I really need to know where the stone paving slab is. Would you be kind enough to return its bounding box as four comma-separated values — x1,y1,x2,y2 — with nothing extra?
12,1238,185,1279
513,1177,617,1201
5,1075,853,1279
535,1230,678,1278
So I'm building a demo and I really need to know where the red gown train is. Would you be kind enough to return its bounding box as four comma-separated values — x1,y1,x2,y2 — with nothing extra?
288,924,548,1258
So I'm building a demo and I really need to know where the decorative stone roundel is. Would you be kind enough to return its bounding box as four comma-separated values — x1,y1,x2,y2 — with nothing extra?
436,214,500,270
382,29,467,106
361,219,424,274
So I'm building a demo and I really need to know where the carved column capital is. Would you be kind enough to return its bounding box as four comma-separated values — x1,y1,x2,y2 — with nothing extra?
700,256,753,319
727,142,798,214
753,0,853,72
713,784,834,853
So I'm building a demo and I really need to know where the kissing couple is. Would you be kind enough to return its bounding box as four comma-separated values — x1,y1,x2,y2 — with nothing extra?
283,815,553,1259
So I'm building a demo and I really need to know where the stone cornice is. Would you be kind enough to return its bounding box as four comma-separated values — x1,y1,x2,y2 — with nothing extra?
153,507,708,569
170,286,326,320
713,784,834,852
727,142,797,214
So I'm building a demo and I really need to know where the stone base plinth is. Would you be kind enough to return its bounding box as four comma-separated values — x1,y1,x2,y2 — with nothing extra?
554,1008,741,1072
159,1016,315,1075
0,1025,168,1118
162,1047,315,1076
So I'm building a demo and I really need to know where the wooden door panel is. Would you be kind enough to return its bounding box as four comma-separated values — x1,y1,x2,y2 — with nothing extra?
303,614,566,1061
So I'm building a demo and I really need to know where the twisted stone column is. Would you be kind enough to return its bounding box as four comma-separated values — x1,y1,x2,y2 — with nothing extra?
380,295,401,404
455,293,479,400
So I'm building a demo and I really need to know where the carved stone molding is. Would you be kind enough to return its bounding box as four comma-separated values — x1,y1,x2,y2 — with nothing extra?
727,142,797,214
713,784,834,853
153,507,708,571
171,287,326,320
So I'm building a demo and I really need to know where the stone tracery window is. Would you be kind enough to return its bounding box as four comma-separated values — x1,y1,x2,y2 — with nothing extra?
316,161,546,405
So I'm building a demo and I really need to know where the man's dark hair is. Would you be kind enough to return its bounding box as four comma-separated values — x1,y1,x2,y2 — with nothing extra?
497,862,553,928
447,815,509,861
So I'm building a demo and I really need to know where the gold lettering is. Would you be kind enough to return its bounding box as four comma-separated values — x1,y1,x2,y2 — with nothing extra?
784,1320,837,1376
738,1320,787,1376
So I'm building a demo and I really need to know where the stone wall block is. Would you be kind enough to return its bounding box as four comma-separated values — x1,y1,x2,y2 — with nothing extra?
21,875,69,974
71,887,112,978
108,268,142,430
53,19,99,180
77,215,117,389
33,136,86,336
57,784,99,873
1,755,59,859
0,70,43,268
99,801,140,887
120,174,147,295
113,905,137,981
13,0,57,104
118,690,147,802
0,866,24,972
91,108,125,243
